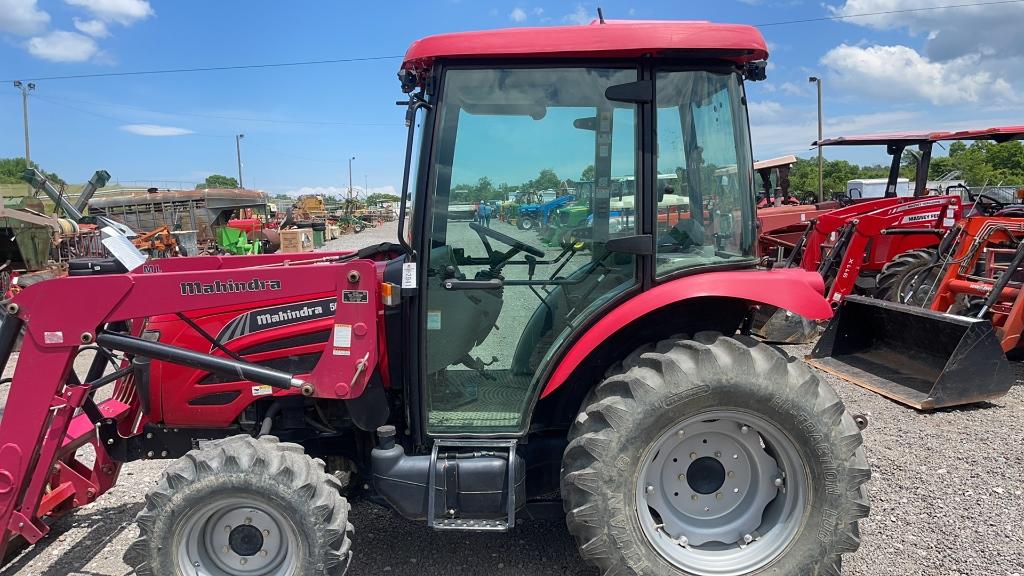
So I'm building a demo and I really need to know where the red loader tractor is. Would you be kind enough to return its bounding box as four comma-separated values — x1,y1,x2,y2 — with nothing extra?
0,20,870,576
810,126,1024,409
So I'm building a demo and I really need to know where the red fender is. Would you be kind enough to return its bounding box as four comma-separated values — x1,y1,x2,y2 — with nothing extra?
540,268,830,398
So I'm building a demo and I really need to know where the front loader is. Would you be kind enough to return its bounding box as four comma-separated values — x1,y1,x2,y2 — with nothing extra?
808,127,1024,409
0,20,870,576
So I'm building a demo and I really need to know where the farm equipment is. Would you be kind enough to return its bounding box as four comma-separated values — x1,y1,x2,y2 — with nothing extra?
515,192,575,230
0,20,869,576
809,126,1024,409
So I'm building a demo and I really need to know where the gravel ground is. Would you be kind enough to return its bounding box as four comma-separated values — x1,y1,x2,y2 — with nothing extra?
1,220,1022,575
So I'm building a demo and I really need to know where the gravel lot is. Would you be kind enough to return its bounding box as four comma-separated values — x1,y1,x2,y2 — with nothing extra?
2,220,1022,575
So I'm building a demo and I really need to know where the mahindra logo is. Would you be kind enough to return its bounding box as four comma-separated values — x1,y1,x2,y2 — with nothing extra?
180,278,282,296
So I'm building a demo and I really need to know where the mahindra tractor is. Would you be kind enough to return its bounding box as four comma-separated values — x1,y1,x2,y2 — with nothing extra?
0,20,870,576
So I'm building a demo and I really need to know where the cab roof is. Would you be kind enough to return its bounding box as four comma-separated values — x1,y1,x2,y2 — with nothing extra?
815,125,1024,147
401,20,769,75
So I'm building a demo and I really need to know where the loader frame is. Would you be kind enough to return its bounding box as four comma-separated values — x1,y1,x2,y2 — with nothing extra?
0,252,379,557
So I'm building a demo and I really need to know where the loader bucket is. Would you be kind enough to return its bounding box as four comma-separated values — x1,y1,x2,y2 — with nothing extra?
807,295,1013,410
749,306,819,344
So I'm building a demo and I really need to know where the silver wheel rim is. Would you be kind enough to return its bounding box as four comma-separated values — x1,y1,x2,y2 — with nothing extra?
174,496,301,576
635,410,808,575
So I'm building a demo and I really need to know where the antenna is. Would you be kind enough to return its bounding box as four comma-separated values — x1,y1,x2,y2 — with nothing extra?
597,7,606,24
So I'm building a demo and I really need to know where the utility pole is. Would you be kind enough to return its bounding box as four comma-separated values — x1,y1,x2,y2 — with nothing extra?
235,134,245,188
364,174,368,198
808,76,823,202
13,81,35,192
348,156,356,213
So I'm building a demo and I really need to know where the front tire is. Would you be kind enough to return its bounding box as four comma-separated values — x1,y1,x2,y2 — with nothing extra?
874,248,939,304
130,435,353,576
561,332,869,576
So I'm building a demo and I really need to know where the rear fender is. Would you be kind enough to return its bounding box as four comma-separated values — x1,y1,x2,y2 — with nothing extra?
539,268,830,398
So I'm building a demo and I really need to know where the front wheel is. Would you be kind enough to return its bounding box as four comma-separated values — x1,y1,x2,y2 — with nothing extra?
130,435,353,576
562,332,870,576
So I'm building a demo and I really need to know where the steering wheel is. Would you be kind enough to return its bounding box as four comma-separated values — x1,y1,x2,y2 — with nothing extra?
972,192,1010,216
469,222,545,258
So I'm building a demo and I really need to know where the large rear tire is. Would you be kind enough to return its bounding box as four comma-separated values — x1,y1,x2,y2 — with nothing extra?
874,248,939,304
561,332,870,576
130,435,353,576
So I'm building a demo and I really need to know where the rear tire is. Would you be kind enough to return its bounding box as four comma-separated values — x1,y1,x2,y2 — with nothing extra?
519,217,536,231
874,248,938,304
561,332,870,576
130,435,353,576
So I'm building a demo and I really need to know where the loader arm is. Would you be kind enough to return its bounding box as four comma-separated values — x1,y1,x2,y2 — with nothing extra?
0,256,380,558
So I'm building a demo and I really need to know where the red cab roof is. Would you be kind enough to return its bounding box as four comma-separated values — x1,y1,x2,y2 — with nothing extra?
938,126,1024,142
401,20,768,74
815,125,1024,147
814,132,941,147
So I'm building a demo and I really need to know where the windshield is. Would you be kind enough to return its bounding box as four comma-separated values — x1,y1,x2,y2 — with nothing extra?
654,71,756,276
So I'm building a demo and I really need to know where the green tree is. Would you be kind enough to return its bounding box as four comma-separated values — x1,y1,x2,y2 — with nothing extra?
530,168,561,193
580,165,595,181
196,174,239,189
0,157,63,185
365,192,401,206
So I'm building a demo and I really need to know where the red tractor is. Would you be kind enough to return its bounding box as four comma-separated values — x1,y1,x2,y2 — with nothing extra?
0,21,869,576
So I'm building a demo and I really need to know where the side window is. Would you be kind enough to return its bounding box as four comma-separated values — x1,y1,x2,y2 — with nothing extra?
654,71,755,277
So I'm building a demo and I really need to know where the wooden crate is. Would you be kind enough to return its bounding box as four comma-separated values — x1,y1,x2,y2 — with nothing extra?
279,228,314,253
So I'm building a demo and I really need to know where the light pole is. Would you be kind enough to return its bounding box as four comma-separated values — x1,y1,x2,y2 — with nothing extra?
13,81,35,191
235,134,245,189
808,76,823,202
347,156,356,213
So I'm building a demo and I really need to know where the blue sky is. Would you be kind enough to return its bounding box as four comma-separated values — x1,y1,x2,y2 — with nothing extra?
1,0,1021,196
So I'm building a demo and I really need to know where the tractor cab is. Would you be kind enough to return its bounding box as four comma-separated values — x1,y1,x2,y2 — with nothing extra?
395,22,762,435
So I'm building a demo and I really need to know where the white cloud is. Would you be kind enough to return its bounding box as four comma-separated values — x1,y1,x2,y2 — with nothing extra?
564,4,591,25
0,0,50,36
73,17,109,37
120,124,193,136
64,0,154,25
532,7,544,15
509,7,526,22
748,100,786,122
821,43,1015,105
828,1,1024,81
26,30,99,62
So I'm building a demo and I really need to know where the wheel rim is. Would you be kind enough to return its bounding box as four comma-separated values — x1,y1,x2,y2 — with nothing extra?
175,496,301,576
898,268,939,305
635,410,808,575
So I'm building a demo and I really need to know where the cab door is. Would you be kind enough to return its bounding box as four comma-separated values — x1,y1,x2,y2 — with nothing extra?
418,66,642,435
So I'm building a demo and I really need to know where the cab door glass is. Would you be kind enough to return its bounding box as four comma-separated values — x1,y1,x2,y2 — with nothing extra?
422,67,639,434
655,71,756,277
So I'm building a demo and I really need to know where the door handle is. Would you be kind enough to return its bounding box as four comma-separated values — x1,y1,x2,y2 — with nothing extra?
443,278,503,290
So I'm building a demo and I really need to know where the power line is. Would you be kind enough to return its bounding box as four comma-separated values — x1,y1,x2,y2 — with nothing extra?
30,94,229,138
1,55,403,83
34,93,402,127
756,0,1024,27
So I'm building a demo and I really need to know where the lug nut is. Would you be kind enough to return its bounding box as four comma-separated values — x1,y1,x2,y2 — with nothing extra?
740,425,750,434
727,471,735,478
732,454,738,459
646,485,655,494
689,452,698,460
263,529,270,536
774,478,784,487
240,558,247,565
677,536,688,546
225,525,232,533
743,534,754,544
691,494,699,501
715,492,723,501
222,546,229,554
245,517,252,524
714,451,721,458
260,550,268,557
676,430,685,437
733,488,740,493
